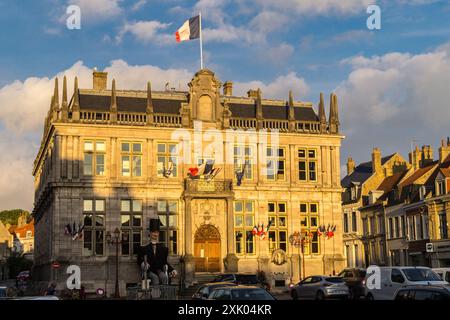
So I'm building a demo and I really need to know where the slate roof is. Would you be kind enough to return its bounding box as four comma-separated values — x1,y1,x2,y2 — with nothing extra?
78,93,319,121
79,94,184,114
341,154,396,188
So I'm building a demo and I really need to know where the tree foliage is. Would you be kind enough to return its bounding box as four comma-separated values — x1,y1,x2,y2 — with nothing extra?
0,209,31,226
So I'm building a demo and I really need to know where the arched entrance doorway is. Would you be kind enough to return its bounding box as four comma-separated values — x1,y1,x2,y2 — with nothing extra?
194,224,221,272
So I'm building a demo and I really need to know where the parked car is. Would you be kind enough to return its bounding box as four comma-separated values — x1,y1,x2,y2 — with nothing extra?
432,268,450,283
212,273,267,287
12,296,60,300
192,282,235,300
208,285,276,300
0,286,7,298
337,268,366,299
290,276,349,300
364,266,448,300
394,285,450,300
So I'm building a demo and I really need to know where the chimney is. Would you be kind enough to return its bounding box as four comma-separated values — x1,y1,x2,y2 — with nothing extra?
409,145,421,170
439,137,450,163
247,89,259,99
347,157,355,175
223,81,233,96
421,145,434,166
93,69,108,90
372,147,382,174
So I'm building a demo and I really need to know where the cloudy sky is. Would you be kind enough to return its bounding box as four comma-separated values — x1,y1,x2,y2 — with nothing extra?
0,0,450,211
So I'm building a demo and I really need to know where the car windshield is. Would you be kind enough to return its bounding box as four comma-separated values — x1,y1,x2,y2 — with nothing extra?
231,289,274,300
402,268,442,282
325,277,344,283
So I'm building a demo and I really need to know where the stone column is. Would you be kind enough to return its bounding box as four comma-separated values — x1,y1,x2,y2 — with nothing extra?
184,197,195,285
224,196,238,272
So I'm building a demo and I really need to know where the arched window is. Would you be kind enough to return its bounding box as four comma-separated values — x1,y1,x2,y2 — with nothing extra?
197,95,213,121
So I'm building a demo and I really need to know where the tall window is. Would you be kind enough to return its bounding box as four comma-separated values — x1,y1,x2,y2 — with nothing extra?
157,200,178,254
343,213,349,233
266,147,286,181
83,199,105,256
268,202,287,252
233,145,253,180
437,180,446,196
297,148,317,182
352,212,357,232
121,142,142,177
120,199,143,255
388,218,393,239
439,213,448,239
157,143,178,177
299,203,319,254
83,140,106,176
234,200,255,255
394,217,400,238
401,216,406,237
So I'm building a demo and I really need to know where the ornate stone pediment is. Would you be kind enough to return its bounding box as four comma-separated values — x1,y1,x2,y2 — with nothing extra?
187,69,223,126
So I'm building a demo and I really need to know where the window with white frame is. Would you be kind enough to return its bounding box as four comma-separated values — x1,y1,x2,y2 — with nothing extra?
121,142,142,177
297,148,317,182
120,199,143,255
156,143,178,177
234,200,255,255
268,202,288,252
437,180,446,196
83,199,105,256
83,140,106,176
266,147,286,181
233,145,254,180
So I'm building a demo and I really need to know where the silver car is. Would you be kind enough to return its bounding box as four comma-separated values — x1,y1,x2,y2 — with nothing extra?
290,276,349,300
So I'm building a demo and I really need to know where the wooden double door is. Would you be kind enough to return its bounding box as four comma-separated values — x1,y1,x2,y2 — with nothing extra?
194,224,221,272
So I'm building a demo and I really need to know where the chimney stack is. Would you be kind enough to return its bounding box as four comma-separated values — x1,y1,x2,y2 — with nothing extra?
372,147,382,174
421,145,434,167
247,89,259,99
409,145,421,170
347,157,356,176
439,137,450,163
93,69,108,91
223,81,233,96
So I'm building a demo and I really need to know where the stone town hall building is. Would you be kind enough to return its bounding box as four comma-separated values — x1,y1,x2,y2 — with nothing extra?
32,68,345,295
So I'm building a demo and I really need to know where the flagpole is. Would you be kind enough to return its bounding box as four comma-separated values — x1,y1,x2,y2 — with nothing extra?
199,12,204,70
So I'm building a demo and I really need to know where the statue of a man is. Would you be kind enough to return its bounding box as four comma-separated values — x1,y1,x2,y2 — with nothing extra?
137,218,177,285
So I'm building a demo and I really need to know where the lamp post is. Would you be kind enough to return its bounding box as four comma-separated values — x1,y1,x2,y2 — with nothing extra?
106,228,128,299
289,231,312,281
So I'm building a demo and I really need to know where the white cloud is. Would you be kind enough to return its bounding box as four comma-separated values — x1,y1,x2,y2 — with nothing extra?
249,0,374,15
263,43,295,65
115,20,173,44
69,0,123,20
336,44,450,167
249,11,288,34
234,72,310,99
131,0,147,11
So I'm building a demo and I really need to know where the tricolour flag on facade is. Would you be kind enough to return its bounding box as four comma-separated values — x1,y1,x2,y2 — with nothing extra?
175,15,200,42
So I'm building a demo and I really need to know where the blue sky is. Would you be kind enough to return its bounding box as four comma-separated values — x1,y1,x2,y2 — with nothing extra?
0,0,450,210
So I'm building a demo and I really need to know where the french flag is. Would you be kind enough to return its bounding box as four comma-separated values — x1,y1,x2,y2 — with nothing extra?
175,15,200,42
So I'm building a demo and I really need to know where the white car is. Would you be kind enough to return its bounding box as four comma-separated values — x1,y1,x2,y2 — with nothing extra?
365,266,448,300
432,268,450,283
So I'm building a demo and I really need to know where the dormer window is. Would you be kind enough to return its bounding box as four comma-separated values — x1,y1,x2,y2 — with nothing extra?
436,180,446,196
419,186,426,200
351,186,357,201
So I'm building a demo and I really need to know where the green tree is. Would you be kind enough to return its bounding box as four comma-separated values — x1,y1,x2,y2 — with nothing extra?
0,209,31,225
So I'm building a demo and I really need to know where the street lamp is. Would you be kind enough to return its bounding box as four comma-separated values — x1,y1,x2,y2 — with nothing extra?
289,231,313,281
106,228,128,299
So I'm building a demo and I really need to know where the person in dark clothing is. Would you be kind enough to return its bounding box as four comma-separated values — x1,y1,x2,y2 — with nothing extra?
44,282,57,296
137,218,177,285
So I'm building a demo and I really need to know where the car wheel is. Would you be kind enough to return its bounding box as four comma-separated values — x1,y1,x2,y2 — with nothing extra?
291,290,298,300
366,293,374,301
315,291,325,301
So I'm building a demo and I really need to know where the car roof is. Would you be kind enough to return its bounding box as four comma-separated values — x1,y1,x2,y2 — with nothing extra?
222,285,265,290
204,282,236,287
